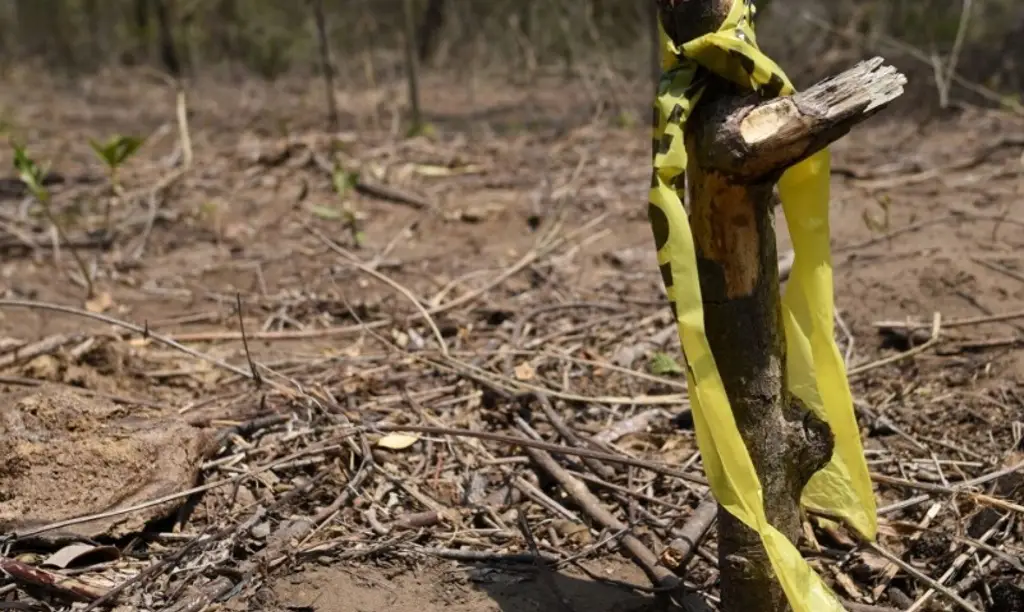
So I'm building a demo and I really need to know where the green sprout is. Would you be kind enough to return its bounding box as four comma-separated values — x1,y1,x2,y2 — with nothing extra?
89,134,145,192
331,166,359,198
12,143,47,201
13,142,94,297
89,134,145,233
311,163,364,248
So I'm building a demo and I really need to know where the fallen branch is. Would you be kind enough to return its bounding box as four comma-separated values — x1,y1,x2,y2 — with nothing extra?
512,420,696,605
0,557,108,603
660,498,718,574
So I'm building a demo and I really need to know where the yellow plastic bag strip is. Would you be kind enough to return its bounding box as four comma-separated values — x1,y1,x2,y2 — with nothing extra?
649,2,877,611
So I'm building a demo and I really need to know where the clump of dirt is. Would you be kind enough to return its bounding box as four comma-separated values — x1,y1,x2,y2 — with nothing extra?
0,386,212,540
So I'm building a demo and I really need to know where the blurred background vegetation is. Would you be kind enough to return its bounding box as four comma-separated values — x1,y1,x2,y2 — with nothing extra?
1,0,1022,114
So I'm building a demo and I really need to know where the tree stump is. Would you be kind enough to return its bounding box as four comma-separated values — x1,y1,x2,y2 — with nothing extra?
654,2,905,611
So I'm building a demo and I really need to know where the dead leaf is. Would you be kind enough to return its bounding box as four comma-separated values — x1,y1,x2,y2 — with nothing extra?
42,544,120,569
377,433,420,450
85,292,113,313
514,362,535,381
830,566,864,600
552,520,593,546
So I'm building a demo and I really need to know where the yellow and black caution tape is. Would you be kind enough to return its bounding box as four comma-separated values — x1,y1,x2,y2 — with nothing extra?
649,1,877,610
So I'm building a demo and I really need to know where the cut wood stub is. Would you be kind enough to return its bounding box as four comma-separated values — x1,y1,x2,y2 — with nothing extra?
691,58,907,182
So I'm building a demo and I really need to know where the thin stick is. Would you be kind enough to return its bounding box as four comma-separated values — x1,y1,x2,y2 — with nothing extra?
0,299,255,380
0,333,83,367
906,522,1001,612
849,312,941,377
660,497,718,572
335,292,687,406
309,225,449,356
426,214,607,316
874,309,1024,330
866,541,982,612
235,293,262,387
573,471,692,512
516,514,576,612
434,351,687,405
176,86,193,169
514,422,684,594
800,11,1020,114
168,319,390,342
872,502,944,599
12,442,342,539
0,557,107,602
971,257,1024,285
940,0,973,108
80,526,216,611
35,190,94,297
372,423,708,485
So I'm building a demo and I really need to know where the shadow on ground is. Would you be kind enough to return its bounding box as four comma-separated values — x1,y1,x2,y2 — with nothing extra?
270,558,678,612
474,568,659,612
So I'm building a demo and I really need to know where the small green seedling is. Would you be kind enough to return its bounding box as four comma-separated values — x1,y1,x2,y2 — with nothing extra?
12,143,47,201
12,142,94,297
322,163,365,248
331,166,359,198
89,134,144,194
89,134,145,234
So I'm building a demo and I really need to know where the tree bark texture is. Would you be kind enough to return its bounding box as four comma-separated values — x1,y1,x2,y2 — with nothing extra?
687,92,835,612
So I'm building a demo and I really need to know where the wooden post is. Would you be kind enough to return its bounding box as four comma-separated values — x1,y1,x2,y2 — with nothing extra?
654,2,905,611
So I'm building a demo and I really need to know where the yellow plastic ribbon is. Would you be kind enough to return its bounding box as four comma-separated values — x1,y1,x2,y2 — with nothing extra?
649,2,877,611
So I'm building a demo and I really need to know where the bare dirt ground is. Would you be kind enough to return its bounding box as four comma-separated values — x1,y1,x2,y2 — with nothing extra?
0,68,1022,612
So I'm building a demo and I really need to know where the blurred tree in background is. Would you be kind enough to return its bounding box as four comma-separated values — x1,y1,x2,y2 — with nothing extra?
0,0,1021,111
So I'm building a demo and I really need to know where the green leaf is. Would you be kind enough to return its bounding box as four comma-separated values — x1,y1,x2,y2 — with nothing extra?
310,205,343,220
331,168,359,198
650,352,683,376
11,142,46,200
90,135,145,169
111,135,145,164
88,139,108,166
